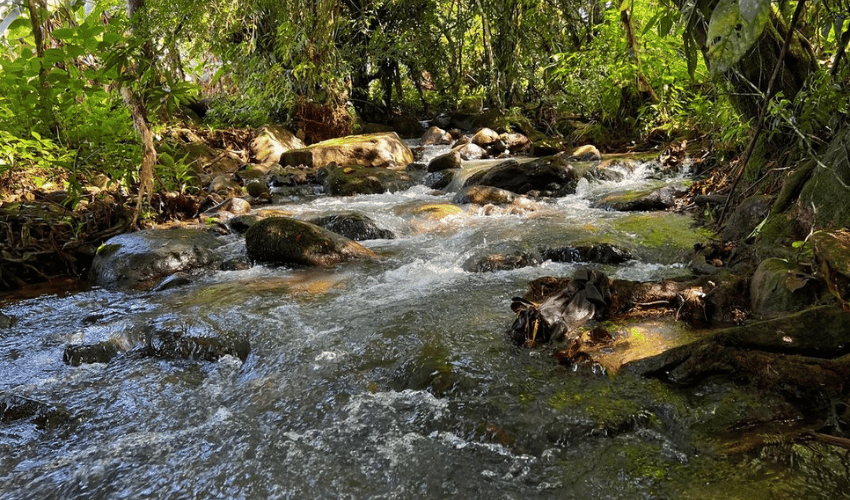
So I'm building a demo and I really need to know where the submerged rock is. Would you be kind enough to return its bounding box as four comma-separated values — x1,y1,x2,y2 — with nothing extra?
63,341,121,366
145,327,250,363
0,312,15,329
245,216,378,266
309,213,395,241
89,229,224,290
0,394,71,430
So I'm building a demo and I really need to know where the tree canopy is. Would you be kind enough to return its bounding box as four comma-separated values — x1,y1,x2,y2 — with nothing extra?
0,0,847,218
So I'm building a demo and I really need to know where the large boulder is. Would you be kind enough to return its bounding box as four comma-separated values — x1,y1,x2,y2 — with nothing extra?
463,156,580,196
309,213,395,241
89,229,224,290
245,217,378,266
280,132,414,170
250,125,305,165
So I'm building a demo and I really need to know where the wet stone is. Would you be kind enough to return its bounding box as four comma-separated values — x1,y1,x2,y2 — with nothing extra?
63,341,121,366
145,328,250,363
309,213,395,241
0,394,71,430
541,244,633,264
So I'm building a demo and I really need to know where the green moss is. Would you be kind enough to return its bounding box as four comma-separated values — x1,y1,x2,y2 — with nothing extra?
588,213,714,263
95,243,121,257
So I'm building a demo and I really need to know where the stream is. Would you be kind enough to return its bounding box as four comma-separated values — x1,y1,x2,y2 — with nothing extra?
0,147,847,499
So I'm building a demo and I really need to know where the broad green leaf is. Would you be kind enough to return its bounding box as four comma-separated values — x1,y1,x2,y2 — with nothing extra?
705,0,771,75
43,48,66,65
51,27,75,40
64,44,85,59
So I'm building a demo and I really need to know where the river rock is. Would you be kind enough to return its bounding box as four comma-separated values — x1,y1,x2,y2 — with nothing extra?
464,251,541,272
721,195,773,242
145,327,250,363
250,126,305,165
421,126,453,146
463,156,580,196
0,312,15,329
0,394,71,430
89,229,224,290
309,213,395,240
208,175,242,196
454,142,487,160
245,216,378,266
541,244,633,264
750,258,819,318
472,128,501,147
810,229,850,280
593,184,685,211
453,185,517,205
423,169,456,190
322,163,416,196
280,132,414,170
63,341,121,366
500,132,530,152
427,151,462,172
570,145,602,161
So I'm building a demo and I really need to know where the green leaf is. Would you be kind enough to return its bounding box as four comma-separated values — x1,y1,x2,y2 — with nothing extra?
51,27,75,40
705,0,771,75
43,48,66,65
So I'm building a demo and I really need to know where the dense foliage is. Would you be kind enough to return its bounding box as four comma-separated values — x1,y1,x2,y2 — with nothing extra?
0,0,848,208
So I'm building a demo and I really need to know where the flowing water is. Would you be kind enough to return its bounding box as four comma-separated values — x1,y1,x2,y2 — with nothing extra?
0,153,847,499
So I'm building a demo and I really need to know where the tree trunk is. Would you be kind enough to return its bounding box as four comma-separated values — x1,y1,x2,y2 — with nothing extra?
620,8,659,103
124,0,157,228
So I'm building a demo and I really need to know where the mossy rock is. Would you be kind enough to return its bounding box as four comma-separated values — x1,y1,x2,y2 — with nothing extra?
308,212,395,241
750,258,819,318
245,216,378,266
323,164,415,196
811,230,850,278
463,156,580,196
281,132,414,170
89,229,224,290
799,124,850,228
250,125,304,165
